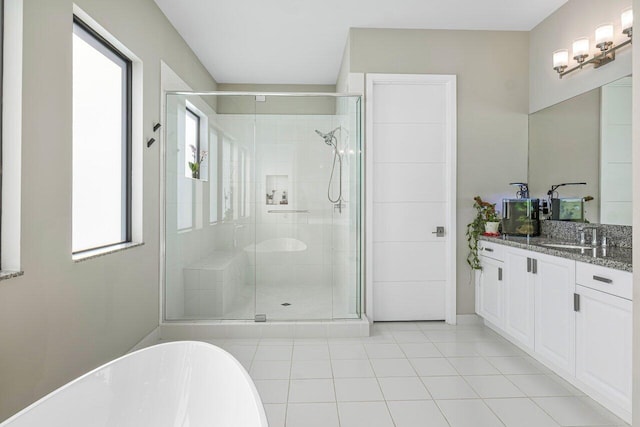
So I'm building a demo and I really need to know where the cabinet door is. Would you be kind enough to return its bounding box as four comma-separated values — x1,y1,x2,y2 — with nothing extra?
576,285,632,412
477,256,504,328
503,248,535,350
534,253,576,375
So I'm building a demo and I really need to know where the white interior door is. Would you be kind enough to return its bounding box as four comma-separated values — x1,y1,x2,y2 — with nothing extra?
366,74,456,322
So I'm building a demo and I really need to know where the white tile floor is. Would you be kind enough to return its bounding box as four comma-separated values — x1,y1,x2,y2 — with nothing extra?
162,321,630,427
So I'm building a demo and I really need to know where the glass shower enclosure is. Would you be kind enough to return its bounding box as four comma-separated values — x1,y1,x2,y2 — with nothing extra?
164,92,362,322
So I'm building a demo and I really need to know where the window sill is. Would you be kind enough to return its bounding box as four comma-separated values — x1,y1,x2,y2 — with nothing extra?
73,242,144,263
0,270,24,282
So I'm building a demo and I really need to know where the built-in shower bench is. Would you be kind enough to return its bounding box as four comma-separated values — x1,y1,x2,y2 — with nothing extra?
183,250,248,317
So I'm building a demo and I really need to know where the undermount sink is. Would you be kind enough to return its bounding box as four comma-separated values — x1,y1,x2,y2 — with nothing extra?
538,243,594,250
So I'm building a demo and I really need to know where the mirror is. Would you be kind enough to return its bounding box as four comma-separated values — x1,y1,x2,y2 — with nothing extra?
528,76,632,226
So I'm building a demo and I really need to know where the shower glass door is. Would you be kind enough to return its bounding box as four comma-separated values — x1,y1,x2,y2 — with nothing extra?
253,95,361,321
164,92,361,322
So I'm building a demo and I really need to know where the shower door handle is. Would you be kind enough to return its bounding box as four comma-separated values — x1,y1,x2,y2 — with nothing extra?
432,226,445,237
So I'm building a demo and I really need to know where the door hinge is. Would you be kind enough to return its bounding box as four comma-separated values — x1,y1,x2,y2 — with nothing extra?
255,314,267,322
573,293,580,312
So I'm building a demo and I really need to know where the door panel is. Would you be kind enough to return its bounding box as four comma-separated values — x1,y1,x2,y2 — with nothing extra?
373,281,446,321
477,256,504,327
576,285,632,412
503,249,534,349
373,242,446,282
373,124,446,163
373,202,446,242
373,163,445,202
534,254,575,375
372,83,446,123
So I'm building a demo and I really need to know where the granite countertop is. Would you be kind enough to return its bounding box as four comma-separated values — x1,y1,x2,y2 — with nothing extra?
478,235,632,273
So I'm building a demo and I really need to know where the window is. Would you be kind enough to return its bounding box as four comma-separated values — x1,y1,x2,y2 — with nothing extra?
1,0,23,273
184,108,200,179
209,129,219,223
239,148,250,218
222,138,233,221
72,17,132,254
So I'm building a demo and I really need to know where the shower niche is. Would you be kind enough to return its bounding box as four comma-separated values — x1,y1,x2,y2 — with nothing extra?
265,175,289,205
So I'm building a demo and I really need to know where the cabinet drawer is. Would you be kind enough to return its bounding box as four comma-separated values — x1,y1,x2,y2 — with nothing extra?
576,262,632,300
478,241,504,261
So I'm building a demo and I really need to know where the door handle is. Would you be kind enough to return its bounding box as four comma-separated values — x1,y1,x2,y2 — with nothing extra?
532,259,538,275
593,275,612,284
432,226,445,237
498,267,503,281
574,293,580,312
484,248,494,252
527,257,532,273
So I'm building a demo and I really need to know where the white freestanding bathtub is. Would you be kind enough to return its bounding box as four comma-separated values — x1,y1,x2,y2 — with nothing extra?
0,341,268,427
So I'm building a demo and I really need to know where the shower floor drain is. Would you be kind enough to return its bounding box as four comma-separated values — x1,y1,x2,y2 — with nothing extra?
281,303,291,306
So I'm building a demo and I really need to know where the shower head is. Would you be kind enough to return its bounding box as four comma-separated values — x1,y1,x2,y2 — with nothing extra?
315,127,340,146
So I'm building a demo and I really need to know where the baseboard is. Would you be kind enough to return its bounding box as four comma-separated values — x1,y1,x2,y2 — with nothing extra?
456,314,483,325
128,326,160,353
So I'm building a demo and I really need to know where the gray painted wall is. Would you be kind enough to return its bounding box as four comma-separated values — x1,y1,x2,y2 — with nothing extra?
0,0,216,421
529,0,632,113
349,28,530,315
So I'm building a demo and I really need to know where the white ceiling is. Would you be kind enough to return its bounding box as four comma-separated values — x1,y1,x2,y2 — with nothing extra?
153,0,568,85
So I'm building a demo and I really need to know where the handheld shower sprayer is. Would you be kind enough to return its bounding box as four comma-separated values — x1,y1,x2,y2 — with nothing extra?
314,127,343,207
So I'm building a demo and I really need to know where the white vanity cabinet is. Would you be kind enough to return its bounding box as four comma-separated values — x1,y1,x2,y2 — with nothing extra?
476,242,504,328
501,248,576,365
503,247,535,350
475,241,633,423
532,252,576,376
575,263,632,415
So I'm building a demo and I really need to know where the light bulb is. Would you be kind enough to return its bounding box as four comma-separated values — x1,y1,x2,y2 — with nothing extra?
553,49,569,72
622,7,633,36
572,37,589,63
595,23,614,50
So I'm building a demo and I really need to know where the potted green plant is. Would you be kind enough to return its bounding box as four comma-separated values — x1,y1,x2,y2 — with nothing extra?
466,196,500,270
188,145,207,179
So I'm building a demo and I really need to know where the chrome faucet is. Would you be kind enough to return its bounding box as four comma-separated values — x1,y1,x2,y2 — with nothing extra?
582,225,598,246
578,228,586,245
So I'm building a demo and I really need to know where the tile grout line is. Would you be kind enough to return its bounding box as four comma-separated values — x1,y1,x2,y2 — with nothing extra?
392,326,451,426
245,322,629,427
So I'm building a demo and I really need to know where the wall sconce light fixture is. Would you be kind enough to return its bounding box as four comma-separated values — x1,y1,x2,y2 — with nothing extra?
553,8,632,79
